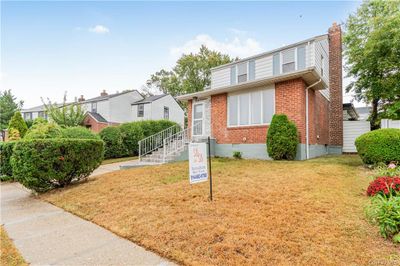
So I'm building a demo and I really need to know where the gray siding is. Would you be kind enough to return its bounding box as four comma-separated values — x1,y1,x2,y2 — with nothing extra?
211,67,231,89
256,55,273,79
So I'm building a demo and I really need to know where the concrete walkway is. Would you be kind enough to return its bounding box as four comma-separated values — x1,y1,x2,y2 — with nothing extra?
92,159,159,176
1,183,174,265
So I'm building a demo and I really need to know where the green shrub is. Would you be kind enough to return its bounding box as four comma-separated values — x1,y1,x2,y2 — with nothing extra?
120,122,144,156
8,128,21,141
355,128,400,165
233,151,242,159
8,111,28,138
0,141,16,181
99,127,127,158
365,193,400,241
11,139,104,192
25,119,34,128
266,114,299,160
24,122,62,139
32,117,48,126
61,126,100,140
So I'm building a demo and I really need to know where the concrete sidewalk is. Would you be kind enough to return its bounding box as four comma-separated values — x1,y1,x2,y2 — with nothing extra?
1,182,175,266
91,159,158,176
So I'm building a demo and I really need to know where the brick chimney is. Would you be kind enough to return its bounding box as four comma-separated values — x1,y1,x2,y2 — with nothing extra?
328,22,343,149
100,90,108,96
78,95,85,102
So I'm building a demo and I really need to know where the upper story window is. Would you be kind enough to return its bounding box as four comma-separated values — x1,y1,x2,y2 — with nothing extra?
237,63,247,83
164,106,169,120
23,112,32,120
282,48,296,73
230,60,255,85
320,54,324,77
273,45,307,75
91,102,97,113
227,88,275,127
137,104,144,117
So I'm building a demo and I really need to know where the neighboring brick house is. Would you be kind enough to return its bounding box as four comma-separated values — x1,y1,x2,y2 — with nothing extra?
177,23,343,160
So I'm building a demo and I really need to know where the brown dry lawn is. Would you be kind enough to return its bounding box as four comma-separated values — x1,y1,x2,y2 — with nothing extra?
0,226,27,266
42,155,399,265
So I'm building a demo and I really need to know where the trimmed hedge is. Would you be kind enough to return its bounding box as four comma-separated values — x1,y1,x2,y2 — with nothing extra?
119,122,144,156
355,128,400,165
0,141,16,181
11,139,104,192
24,122,62,139
99,127,127,158
61,126,100,140
267,114,299,160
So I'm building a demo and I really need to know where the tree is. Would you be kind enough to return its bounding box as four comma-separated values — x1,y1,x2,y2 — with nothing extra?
42,93,85,127
148,45,236,96
344,0,400,129
8,111,28,138
0,90,23,140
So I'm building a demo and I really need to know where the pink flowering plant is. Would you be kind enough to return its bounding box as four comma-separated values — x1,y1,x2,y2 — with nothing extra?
373,162,400,178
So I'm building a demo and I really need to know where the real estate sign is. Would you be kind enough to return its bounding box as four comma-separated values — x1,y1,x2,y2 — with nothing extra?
188,142,208,184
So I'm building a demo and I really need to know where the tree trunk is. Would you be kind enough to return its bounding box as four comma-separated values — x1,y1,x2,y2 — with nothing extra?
370,98,380,130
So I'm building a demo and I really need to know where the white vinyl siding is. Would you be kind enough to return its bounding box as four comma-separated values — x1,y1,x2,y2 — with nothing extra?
228,85,275,127
211,67,231,89
314,39,329,86
209,36,328,90
255,55,273,79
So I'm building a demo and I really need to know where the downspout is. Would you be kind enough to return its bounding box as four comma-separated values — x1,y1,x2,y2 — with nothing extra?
305,79,322,160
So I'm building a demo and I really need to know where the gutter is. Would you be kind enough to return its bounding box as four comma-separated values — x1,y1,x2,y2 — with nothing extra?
305,79,322,160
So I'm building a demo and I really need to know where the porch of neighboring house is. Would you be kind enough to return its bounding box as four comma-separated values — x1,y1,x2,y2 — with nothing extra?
83,112,119,133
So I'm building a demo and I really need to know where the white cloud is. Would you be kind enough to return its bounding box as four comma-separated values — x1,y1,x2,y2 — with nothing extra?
170,34,263,59
88,25,110,34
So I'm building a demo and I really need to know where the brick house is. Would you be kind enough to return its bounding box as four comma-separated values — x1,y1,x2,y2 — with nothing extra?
177,23,343,160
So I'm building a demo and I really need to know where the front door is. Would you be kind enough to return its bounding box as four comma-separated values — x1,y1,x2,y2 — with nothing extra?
192,103,204,136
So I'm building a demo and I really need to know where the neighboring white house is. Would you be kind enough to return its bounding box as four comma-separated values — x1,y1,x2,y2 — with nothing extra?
21,90,185,132
131,94,184,126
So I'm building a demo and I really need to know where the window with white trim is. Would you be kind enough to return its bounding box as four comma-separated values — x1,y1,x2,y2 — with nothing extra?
228,88,275,127
163,106,169,120
91,102,97,113
237,62,248,83
282,48,296,73
23,112,32,120
137,104,144,117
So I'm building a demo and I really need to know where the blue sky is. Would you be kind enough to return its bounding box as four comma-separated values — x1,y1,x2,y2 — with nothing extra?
1,1,361,107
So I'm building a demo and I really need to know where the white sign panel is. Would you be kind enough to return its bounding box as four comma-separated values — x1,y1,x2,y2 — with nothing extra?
188,142,208,184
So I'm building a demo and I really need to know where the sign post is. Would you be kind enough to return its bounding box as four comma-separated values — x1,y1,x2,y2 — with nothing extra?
188,138,213,201
208,136,213,201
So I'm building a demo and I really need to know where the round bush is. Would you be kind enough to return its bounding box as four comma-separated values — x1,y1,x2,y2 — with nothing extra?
0,141,16,181
24,122,62,139
61,126,100,140
11,139,104,192
99,126,127,158
267,114,299,160
119,122,144,156
355,128,400,165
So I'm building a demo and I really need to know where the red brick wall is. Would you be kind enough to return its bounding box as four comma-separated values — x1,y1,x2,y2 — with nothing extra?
315,92,330,145
211,93,268,144
328,23,343,146
83,115,113,133
186,78,331,146
275,78,307,143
